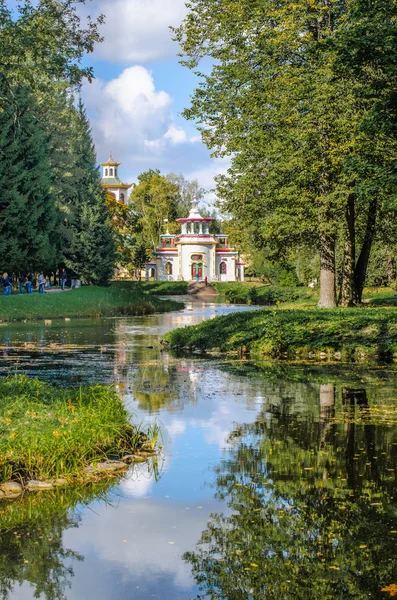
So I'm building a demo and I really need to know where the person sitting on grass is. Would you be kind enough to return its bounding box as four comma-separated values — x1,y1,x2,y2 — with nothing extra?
38,272,46,294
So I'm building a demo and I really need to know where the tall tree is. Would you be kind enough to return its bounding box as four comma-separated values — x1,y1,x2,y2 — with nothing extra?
0,78,58,273
128,171,181,249
64,101,116,285
174,0,397,307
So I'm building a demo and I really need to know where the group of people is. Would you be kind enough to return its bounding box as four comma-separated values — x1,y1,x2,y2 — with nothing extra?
2,269,69,296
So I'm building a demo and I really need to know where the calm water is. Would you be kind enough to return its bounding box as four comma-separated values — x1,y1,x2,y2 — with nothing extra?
1,300,397,599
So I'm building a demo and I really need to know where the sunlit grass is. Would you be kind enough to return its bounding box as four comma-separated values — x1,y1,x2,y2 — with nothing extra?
166,306,397,360
0,282,183,322
0,375,154,482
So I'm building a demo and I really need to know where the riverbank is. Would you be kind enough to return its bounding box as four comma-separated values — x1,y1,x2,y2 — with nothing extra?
0,375,158,491
0,281,185,322
165,306,397,360
213,283,396,308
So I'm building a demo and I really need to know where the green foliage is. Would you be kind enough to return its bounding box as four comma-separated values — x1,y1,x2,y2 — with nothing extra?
129,170,213,251
64,102,116,285
174,0,397,307
0,283,183,322
217,283,301,306
0,0,103,88
132,242,150,277
0,374,154,482
129,171,182,250
0,79,58,273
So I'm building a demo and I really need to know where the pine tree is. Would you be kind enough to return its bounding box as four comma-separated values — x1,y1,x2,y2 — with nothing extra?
64,101,116,285
0,78,58,274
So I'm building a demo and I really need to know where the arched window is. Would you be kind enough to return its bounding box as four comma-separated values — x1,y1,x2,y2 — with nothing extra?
109,168,114,176
165,262,173,276
220,261,227,275
120,193,125,202
105,168,108,176
194,222,200,234
186,223,192,234
115,168,117,177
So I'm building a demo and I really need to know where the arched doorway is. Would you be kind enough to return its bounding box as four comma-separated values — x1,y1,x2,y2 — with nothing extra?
191,262,203,281
165,262,173,279
220,261,227,282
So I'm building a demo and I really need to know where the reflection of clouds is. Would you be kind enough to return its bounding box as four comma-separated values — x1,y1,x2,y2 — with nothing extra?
120,464,155,498
167,419,187,437
65,499,210,595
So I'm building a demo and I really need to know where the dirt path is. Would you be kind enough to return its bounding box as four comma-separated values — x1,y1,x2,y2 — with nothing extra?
187,282,217,299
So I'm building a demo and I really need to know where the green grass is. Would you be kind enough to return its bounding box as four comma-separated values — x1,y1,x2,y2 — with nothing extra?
138,280,189,295
0,375,155,483
213,282,319,306
0,281,184,322
165,305,397,360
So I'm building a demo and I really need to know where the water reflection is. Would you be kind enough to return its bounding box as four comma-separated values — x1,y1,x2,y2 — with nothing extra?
0,304,397,598
0,483,116,600
185,379,397,599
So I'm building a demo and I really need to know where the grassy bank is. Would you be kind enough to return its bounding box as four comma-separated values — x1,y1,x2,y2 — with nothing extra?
165,306,397,360
0,375,157,484
0,281,184,322
213,282,396,308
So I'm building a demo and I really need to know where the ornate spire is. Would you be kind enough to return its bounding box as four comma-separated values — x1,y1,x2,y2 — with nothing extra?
188,194,201,219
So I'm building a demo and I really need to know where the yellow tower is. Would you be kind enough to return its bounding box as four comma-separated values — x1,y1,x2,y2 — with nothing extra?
100,153,131,204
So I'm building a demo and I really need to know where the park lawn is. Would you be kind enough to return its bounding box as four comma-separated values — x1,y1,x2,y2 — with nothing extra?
213,282,396,309
0,375,157,483
165,305,397,360
0,282,184,322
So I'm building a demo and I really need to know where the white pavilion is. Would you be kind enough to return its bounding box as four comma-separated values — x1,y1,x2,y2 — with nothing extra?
147,198,244,282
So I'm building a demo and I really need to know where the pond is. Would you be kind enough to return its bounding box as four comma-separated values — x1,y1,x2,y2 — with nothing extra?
1,299,397,599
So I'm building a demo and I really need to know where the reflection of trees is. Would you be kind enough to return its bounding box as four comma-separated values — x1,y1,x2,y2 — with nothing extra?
129,364,198,413
0,482,114,599
185,384,397,599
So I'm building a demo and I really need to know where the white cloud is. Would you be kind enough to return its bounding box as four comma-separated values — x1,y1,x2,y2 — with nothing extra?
164,124,187,145
82,65,217,192
83,65,195,167
82,0,187,63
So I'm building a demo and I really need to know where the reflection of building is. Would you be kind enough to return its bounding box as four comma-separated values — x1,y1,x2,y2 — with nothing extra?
100,154,131,204
149,197,244,282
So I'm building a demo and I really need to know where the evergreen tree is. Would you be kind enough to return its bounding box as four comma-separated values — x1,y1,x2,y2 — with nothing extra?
0,78,58,273
132,242,149,280
64,101,116,285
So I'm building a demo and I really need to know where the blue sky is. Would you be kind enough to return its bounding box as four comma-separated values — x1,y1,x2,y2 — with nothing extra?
78,0,229,206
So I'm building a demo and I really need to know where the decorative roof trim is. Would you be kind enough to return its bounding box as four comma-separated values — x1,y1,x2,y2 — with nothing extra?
177,217,213,223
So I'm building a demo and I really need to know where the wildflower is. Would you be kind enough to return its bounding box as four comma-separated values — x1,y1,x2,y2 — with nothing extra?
10,431,16,438
52,430,61,437
3,418,11,424
382,584,397,597
47,413,53,417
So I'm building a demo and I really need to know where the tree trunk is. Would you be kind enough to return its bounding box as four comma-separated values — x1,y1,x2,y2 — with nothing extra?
318,230,336,308
340,192,356,307
354,198,377,303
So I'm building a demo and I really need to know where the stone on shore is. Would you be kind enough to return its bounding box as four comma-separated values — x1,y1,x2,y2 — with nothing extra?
87,461,128,474
26,480,54,491
1,481,23,496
